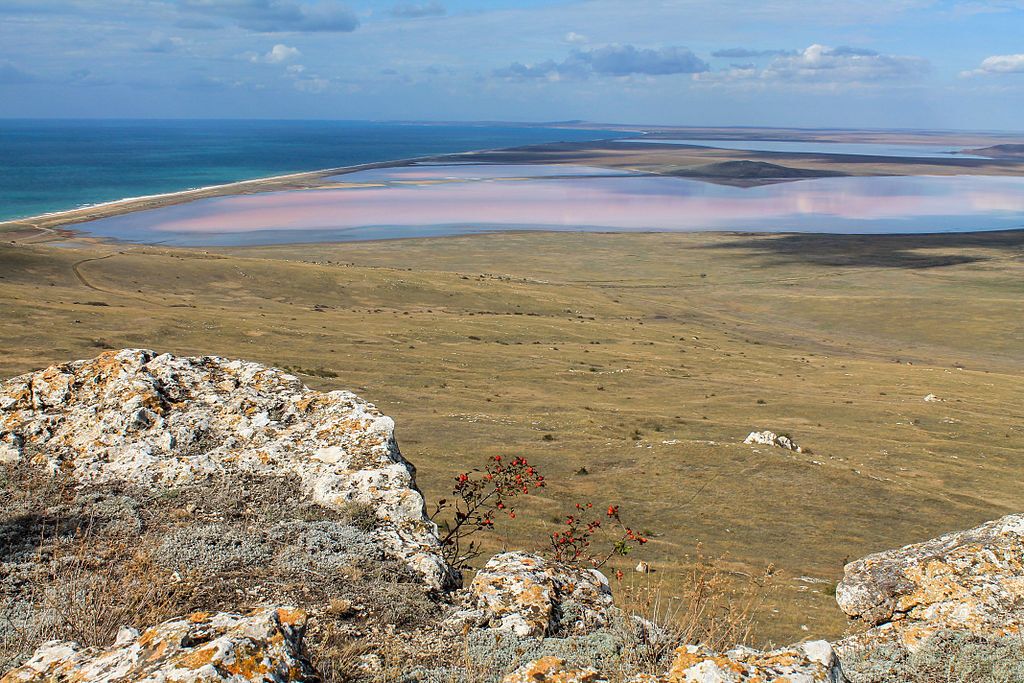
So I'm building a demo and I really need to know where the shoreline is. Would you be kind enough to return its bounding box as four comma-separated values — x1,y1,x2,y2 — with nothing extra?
6,129,1024,247
0,137,624,243
36,225,1024,254
0,156,435,242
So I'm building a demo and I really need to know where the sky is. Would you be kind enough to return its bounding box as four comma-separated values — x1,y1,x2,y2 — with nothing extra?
1,0,1024,129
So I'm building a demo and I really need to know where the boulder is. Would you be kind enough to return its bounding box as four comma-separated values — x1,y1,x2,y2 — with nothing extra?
0,349,456,589
1,607,317,683
667,641,845,682
835,513,1024,651
743,430,802,453
501,641,847,683
450,552,614,637
502,657,605,683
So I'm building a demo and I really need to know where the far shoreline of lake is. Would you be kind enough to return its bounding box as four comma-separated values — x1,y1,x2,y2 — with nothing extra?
6,126,1024,246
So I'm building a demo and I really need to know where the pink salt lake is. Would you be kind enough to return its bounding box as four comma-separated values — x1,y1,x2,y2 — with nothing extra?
73,164,1024,246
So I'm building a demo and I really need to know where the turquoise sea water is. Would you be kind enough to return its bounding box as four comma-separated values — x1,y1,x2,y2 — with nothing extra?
0,120,619,221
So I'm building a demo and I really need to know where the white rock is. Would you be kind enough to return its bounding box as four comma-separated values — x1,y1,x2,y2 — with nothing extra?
1,607,317,683
0,349,457,589
451,552,614,637
835,513,1024,654
744,430,803,453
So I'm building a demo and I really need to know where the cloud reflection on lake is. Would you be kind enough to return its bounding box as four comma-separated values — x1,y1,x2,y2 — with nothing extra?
74,165,1024,245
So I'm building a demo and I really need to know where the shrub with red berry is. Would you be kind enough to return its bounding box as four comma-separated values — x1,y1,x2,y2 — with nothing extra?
430,455,545,570
548,502,648,569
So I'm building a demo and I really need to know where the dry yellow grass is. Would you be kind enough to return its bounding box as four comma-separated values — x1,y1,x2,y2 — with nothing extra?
1,229,1021,644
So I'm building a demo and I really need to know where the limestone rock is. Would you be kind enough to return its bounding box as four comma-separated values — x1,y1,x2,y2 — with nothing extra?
450,552,614,637
835,513,1024,651
502,657,605,683
667,640,847,682
743,430,802,453
1,607,317,683
0,349,456,589
502,642,846,683
923,393,943,402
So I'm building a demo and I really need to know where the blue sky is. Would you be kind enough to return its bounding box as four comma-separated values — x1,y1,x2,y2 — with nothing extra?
1,0,1023,129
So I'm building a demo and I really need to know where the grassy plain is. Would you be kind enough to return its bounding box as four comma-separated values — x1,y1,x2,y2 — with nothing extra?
0,228,1021,644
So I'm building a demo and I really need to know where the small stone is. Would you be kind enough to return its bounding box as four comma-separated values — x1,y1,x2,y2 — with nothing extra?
0,433,22,464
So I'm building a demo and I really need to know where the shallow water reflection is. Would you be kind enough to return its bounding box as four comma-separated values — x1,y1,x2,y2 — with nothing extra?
74,165,1024,246
615,139,987,159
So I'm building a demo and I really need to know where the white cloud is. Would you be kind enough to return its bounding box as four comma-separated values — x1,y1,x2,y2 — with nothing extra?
294,76,330,92
697,44,928,85
388,2,445,18
962,53,1024,77
251,43,301,63
0,60,39,84
565,31,588,44
496,44,708,80
141,33,186,53
176,0,359,33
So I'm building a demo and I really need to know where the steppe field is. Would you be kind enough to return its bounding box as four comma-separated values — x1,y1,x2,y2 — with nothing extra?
1,228,1021,644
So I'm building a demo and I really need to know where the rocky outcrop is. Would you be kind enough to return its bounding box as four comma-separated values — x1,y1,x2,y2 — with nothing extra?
0,349,456,589
1,608,317,683
835,513,1024,651
449,552,614,637
743,430,803,452
667,641,846,682
500,641,847,682
6,349,1020,683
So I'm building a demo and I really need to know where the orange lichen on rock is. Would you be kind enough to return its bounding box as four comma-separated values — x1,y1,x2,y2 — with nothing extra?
666,641,845,683
835,513,1024,653
502,657,606,683
1,608,316,683
0,349,456,589
448,552,614,637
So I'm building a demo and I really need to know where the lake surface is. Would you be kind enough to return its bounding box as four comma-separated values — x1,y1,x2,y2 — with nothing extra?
72,164,1024,245
616,138,986,159
0,120,621,221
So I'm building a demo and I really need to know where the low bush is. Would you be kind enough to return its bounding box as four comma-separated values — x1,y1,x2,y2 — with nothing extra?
842,629,1024,683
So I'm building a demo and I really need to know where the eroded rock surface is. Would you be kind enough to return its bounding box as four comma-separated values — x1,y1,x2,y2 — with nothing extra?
667,641,846,682
1,608,316,683
835,513,1024,651
743,430,803,453
500,641,846,683
502,657,605,683
450,552,614,637
0,349,455,589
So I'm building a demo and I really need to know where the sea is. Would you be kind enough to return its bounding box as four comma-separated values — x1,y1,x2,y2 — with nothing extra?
0,119,620,222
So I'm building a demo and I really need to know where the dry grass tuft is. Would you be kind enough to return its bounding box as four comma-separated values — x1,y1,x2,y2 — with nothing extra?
612,547,777,674
37,536,186,648
1,526,187,670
